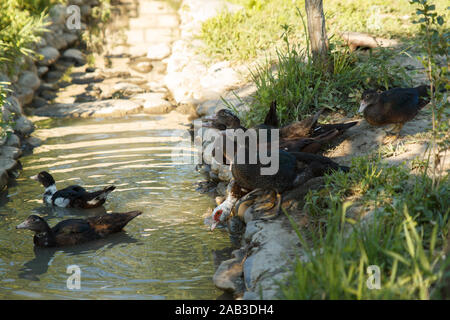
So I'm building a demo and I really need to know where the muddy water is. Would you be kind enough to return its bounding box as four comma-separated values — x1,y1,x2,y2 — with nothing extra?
0,113,231,299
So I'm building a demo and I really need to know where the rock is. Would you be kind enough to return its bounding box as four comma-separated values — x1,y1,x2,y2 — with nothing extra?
0,146,22,160
112,82,146,96
13,116,35,136
132,93,174,114
213,257,245,294
16,87,34,106
242,291,259,300
62,33,79,46
5,133,20,148
71,73,103,85
62,48,86,66
31,96,48,108
34,100,143,118
24,136,43,148
37,66,49,77
37,46,60,66
4,96,22,115
44,31,68,50
49,4,67,25
131,60,153,73
176,103,198,118
39,90,57,101
18,71,41,91
44,70,64,83
147,43,171,60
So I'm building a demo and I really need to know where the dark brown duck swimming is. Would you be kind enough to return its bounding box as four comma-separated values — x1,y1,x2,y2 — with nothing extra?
16,211,142,247
359,85,431,141
32,171,116,209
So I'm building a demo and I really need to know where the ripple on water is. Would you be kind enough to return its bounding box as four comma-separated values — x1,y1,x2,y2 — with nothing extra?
0,114,231,299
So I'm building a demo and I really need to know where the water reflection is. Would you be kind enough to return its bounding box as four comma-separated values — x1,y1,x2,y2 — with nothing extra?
0,114,232,299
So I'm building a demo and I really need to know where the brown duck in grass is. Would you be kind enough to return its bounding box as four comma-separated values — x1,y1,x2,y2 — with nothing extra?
16,211,142,247
203,101,357,153
359,85,432,143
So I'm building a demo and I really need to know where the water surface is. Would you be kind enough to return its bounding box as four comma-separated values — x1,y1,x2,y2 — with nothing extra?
0,113,231,299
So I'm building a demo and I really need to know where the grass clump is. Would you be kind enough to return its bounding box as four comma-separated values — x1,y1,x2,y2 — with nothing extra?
280,157,450,299
228,29,411,127
199,0,450,63
0,0,49,75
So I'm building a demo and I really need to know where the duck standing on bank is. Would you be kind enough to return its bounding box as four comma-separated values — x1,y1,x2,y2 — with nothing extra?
209,130,349,231
203,102,357,153
31,171,116,209
359,85,432,143
16,211,142,247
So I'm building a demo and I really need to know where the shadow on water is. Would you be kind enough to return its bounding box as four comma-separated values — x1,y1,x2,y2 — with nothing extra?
19,233,138,282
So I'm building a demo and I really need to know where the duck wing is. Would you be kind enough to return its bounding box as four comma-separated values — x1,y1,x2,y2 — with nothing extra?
52,219,91,234
380,88,422,122
87,211,142,236
71,186,116,209
51,185,87,208
312,121,358,137
280,108,324,139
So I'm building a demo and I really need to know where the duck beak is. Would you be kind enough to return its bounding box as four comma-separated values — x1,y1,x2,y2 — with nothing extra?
30,175,39,181
16,220,30,229
358,101,368,113
210,221,219,231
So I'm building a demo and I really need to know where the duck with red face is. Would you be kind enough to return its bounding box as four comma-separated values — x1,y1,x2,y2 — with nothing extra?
209,180,246,231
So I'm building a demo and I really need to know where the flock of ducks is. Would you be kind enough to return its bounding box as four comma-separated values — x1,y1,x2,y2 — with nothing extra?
206,85,433,231
16,84,433,246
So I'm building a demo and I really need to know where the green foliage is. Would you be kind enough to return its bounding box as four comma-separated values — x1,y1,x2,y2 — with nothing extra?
280,157,450,299
229,25,411,127
82,0,112,53
0,83,14,140
409,0,449,187
200,0,450,63
0,0,49,75
16,0,63,14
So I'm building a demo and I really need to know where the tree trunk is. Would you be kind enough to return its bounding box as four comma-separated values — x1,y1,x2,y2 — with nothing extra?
305,0,331,72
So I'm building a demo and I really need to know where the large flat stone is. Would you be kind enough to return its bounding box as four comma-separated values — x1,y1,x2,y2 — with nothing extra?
33,100,144,118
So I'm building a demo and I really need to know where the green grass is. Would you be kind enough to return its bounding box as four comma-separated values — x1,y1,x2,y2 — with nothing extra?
224,34,412,126
279,156,450,299
0,0,50,75
199,0,449,63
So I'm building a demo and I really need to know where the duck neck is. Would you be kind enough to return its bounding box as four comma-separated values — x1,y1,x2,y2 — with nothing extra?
43,184,57,204
33,224,56,247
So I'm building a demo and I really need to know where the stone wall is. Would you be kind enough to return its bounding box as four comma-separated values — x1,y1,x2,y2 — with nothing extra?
0,0,98,191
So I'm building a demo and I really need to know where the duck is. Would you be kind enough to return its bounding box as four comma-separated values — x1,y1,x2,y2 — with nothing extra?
209,131,348,231
31,171,116,209
16,211,142,247
203,102,357,153
359,85,431,142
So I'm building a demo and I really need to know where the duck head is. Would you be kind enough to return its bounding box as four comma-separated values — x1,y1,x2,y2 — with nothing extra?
31,171,55,188
359,90,379,113
203,109,242,130
210,198,235,231
16,215,49,233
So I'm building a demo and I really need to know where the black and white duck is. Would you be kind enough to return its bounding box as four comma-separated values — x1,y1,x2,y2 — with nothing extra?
31,171,116,209
16,211,142,247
